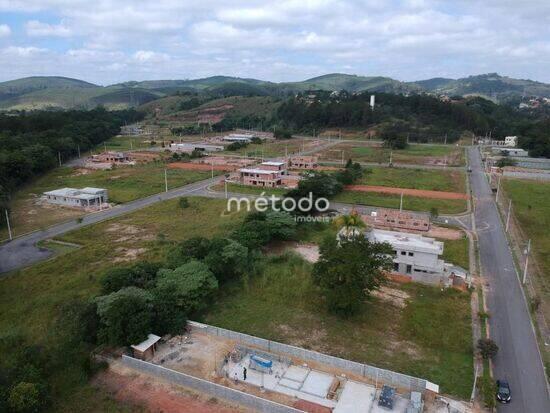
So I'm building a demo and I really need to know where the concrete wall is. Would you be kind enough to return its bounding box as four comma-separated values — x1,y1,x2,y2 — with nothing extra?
188,321,437,394
121,355,303,413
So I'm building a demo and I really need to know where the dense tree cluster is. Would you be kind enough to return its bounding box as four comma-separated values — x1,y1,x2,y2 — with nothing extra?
64,210,298,347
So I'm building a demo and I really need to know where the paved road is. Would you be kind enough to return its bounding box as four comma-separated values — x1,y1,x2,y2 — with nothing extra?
0,176,221,273
469,146,549,412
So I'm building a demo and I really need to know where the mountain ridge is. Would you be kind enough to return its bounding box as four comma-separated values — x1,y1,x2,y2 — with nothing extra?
1,72,549,110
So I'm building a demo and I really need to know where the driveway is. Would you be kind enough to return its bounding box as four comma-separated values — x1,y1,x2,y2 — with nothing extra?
468,146,549,412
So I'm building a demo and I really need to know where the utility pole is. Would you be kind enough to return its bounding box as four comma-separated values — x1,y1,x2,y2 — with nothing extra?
400,192,403,212
77,145,81,158
211,161,214,179
341,150,344,166
444,133,447,145
164,169,168,192
58,151,62,167
224,179,228,199
505,199,512,231
389,150,393,166
495,175,501,203
4,209,12,240
104,142,107,152
522,239,531,284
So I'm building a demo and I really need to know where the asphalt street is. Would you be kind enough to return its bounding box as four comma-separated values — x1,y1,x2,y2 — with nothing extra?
468,146,549,412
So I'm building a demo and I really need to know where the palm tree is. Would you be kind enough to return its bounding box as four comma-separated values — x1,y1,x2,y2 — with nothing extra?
333,210,367,240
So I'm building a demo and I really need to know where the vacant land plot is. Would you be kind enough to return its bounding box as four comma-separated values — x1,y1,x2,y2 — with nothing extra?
333,191,468,215
0,163,211,240
201,253,473,399
221,138,325,158
318,143,464,166
0,197,242,411
358,167,466,193
211,182,287,197
501,179,550,335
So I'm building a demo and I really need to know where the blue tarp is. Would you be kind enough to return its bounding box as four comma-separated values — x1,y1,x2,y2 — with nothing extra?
250,355,273,368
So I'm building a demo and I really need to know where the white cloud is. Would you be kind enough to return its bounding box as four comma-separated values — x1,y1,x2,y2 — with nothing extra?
1,0,550,82
0,23,10,37
26,20,72,37
133,50,170,63
1,46,47,56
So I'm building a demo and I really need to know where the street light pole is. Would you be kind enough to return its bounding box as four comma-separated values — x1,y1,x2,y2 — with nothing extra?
495,175,501,203
4,209,12,240
523,239,531,284
505,199,512,231
164,169,168,192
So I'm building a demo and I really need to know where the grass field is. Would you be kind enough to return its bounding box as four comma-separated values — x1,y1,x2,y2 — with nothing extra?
359,166,465,192
0,163,212,240
201,252,473,399
221,137,324,158
502,179,550,326
333,191,468,215
212,182,287,197
441,235,470,269
0,197,242,412
319,143,465,166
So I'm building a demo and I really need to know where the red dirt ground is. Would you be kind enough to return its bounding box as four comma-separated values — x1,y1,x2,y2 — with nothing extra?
94,369,248,413
293,399,332,413
168,162,235,171
345,185,469,200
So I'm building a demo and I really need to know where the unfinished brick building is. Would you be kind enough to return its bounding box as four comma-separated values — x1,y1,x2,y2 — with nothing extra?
289,155,318,170
371,208,430,232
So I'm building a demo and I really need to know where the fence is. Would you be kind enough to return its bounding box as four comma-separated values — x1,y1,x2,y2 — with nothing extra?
188,321,437,394
121,355,304,413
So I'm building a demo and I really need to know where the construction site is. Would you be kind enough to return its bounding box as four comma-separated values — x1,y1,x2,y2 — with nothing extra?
120,321,471,413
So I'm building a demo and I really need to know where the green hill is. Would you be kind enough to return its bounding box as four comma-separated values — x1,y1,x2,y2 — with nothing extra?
411,73,550,100
2,73,550,111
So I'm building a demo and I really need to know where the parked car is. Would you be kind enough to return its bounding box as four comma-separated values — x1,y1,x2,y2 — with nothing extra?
496,380,511,403
378,385,395,409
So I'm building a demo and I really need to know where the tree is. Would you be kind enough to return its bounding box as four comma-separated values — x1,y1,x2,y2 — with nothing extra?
178,197,189,209
273,128,292,139
95,287,153,346
496,157,517,168
204,238,251,283
285,171,343,212
333,211,366,233
477,338,499,359
334,160,364,185
100,262,161,293
155,260,218,315
8,382,46,413
430,207,439,219
313,235,393,316
166,237,212,268
379,122,409,149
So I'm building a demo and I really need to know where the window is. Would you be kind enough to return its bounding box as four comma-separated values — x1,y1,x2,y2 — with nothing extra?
392,250,397,255
408,252,414,256
401,251,406,255
393,262,399,271
406,265,412,274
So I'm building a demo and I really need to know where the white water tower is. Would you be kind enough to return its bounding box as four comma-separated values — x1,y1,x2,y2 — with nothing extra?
370,94,375,109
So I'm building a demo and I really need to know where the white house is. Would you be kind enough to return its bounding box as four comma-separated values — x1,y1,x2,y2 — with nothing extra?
43,187,108,209
365,228,469,288
504,136,518,147
169,143,224,153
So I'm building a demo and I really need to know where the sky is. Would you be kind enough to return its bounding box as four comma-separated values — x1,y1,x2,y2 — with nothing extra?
0,0,549,85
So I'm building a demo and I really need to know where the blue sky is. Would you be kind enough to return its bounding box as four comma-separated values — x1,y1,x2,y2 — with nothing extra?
1,0,549,85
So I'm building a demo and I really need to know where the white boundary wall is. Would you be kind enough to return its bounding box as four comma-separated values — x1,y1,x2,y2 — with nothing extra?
121,355,304,413
188,320,439,394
